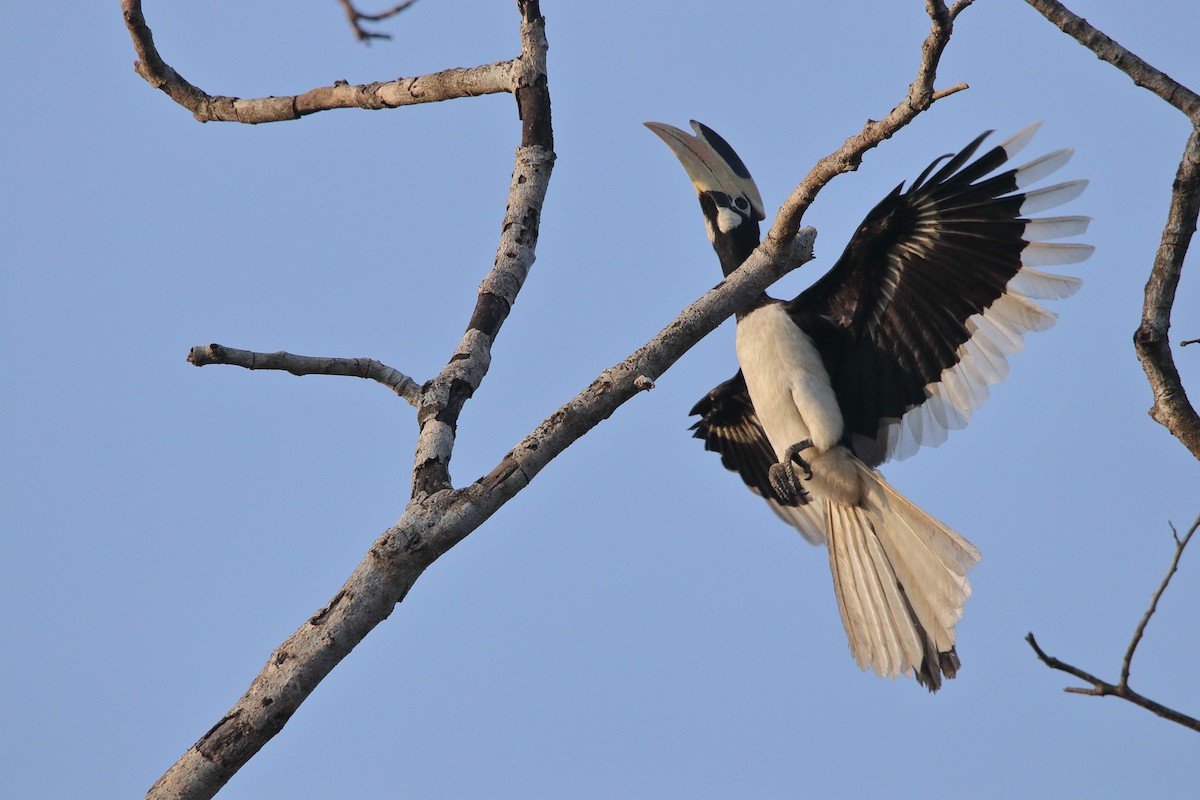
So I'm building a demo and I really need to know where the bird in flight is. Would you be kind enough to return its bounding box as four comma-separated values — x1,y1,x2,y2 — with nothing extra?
646,120,1091,690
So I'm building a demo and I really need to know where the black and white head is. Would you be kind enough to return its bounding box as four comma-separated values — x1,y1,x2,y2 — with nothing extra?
646,120,767,274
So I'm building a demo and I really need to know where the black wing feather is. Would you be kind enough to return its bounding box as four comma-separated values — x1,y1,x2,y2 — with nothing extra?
786,132,1034,465
688,372,806,507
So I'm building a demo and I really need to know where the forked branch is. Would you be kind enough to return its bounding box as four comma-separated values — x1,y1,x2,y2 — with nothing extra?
143,4,552,794
120,0,512,123
337,0,419,42
409,2,553,497
1026,515,1200,733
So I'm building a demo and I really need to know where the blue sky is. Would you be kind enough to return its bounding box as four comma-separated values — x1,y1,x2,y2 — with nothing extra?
4,1,1198,797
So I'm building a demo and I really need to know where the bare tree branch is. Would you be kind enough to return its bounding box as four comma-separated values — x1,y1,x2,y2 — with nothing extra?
1121,517,1197,685
337,0,419,42
410,4,553,497
140,3,547,792
187,344,422,406
138,0,968,795
1025,514,1200,733
1136,127,1200,458
1023,0,1200,120
1019,0,1200,737
148,226,818,800
1024,0,1200,460
120,0,511,123
475,229,815,498
766,0,973,245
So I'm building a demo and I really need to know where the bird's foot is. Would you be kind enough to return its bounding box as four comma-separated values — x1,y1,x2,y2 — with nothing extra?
768,439,814,506
784,439,815,480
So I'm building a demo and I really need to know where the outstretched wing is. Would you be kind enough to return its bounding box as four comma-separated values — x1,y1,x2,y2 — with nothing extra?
689,372,826,544
789,122,1092,466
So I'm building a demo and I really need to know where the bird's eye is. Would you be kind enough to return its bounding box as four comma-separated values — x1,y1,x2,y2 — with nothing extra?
734,196,750,212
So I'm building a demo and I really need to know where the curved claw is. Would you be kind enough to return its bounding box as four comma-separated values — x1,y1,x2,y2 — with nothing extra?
794,454,814,481
784,439,814,480
769,461,810,506
768,439,816,506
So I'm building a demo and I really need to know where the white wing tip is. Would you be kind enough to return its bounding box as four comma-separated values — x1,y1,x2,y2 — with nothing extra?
999,120,1044,159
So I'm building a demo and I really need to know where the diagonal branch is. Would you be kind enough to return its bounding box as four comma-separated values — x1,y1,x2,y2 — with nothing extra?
473,230,816,503
1023,0,1200,121
767,0,973,246
147,222,816,800
121,0,512,123
1026,513,1200,733
337,0,419,42
187,344,422,406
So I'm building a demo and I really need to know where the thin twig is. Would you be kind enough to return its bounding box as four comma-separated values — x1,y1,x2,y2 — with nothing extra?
767,0,973,246
948,0,976,19
1026,515,1200,734
1121,515,1199,685
187,344,422,407
337,0,419,42
121,0,512,123
1025,633,1110,693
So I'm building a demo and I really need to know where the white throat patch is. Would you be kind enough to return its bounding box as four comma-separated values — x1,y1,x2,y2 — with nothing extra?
716,206,743,233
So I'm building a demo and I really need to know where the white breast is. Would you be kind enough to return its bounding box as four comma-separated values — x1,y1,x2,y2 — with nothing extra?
735,304,845,456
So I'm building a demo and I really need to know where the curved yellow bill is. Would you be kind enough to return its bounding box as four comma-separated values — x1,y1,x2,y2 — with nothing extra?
644,120,765,221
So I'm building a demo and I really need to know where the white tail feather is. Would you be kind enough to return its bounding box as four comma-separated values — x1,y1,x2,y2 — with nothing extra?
821,462,980,689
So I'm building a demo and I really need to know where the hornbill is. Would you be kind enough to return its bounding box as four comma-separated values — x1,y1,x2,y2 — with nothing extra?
646,120,1091,690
